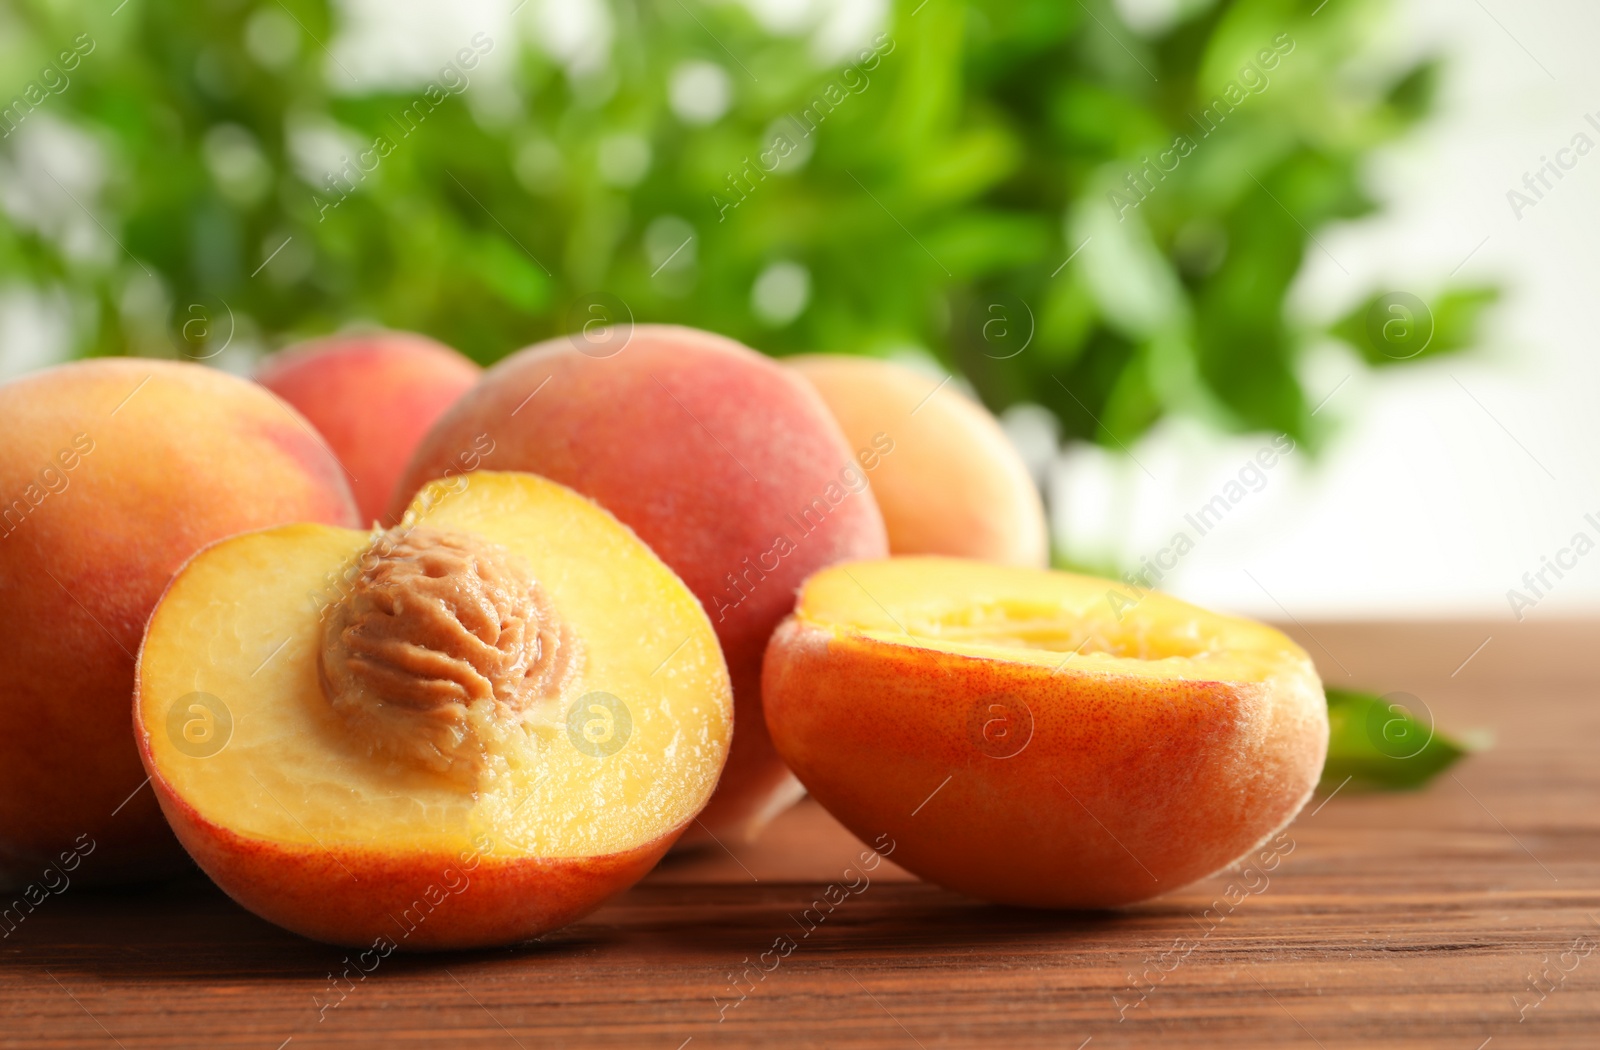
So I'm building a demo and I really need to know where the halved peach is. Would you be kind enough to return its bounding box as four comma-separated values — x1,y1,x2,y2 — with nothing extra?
136,472,731,948
762,558,1327,908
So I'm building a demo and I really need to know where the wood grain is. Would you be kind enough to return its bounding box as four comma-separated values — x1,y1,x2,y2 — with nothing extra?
3,621,1597,1048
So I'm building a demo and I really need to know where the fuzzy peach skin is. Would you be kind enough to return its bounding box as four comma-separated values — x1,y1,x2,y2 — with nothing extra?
762,558,1328,908
149,789,669,950
786,355,1047,567
257,331,480,526
0,360,357,887
392,326,889,843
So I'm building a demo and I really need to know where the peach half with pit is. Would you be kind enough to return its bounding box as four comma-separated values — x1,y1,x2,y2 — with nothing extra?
762,557,1327,908
135,472,732,948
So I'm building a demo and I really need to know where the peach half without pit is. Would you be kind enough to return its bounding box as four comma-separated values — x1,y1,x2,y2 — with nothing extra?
762,558,1327,909
136,472,732,949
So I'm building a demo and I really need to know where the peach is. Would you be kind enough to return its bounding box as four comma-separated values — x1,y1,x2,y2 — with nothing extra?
257,331,481,525
763,557,1327,907
786,355,1048,567
136,473,732,948
392,326,888,843
0,359,358,887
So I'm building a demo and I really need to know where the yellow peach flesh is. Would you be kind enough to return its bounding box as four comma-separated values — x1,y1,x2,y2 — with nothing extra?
136,472,732,945
799,558,1301,683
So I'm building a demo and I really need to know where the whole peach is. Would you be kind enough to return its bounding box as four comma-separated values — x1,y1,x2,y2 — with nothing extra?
391,325,889,842
787,354,1048,567
0,359,358,887
257,331,480,525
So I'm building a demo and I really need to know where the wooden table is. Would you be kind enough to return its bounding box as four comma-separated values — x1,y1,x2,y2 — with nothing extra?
5,621,1598,1048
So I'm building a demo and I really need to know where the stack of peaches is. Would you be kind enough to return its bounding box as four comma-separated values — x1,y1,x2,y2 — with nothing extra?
0,326,1327,949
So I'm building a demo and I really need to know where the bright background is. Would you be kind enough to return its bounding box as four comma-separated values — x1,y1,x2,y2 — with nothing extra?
1054,0,1598,620
1,0,1594,622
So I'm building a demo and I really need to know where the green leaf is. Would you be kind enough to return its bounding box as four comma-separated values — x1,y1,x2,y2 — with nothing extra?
1386,59,1442,125
1330,286,1500,367
1320,687,1481,792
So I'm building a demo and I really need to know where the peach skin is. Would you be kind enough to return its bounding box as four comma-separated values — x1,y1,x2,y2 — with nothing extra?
762,557,1328,908
257,331,481,525
0,359,358,888
786,354,1048,567
392,326,889,845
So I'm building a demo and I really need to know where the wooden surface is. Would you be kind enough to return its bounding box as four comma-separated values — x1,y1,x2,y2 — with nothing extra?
5,621,1599,1048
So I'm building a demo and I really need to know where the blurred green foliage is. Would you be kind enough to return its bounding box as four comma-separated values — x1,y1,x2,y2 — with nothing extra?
0,0,1492,446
